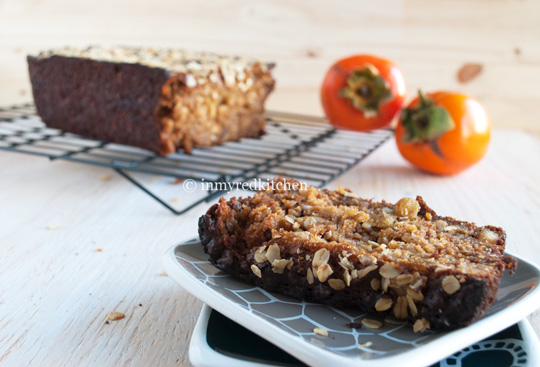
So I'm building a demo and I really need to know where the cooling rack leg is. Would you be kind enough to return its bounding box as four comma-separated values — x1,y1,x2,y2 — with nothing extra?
112,168,185,214
112,168,234,215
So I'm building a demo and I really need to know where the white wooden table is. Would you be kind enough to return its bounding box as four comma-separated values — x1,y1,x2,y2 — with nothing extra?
1,127,539,366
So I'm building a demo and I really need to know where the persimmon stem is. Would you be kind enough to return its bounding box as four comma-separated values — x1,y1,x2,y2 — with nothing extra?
401,90,455,149
339,64,392,118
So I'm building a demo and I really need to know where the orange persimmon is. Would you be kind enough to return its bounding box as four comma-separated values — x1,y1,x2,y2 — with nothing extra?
395,91,491,175
321,55,406,131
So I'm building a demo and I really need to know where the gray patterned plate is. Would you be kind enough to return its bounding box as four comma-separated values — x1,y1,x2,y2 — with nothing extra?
163,239,540,367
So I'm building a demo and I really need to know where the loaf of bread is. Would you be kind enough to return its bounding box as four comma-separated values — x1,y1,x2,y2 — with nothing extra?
199,177,517,331
27,46,275,155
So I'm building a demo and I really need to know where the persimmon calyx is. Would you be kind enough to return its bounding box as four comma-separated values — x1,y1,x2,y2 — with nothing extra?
339,64,392,118
401,91,455,144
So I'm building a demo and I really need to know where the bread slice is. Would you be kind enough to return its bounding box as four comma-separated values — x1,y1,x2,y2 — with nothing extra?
199,177,516,330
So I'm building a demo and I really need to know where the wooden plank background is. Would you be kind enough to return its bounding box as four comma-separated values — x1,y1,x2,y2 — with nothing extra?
1,0,539,132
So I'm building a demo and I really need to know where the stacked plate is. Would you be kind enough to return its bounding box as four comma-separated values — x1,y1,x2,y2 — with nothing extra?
163,239,540,367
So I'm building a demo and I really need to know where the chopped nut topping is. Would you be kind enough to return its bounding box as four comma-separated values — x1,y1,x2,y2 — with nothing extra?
383,207,395,214
371,278,381,291
359,265,378,278
434,220,448,231
480,229,499,243
38,46,272,80
392,285,407,296
307,268,314,284
316,264,334,282
368,240,380,248
251,264,262,278
406,295,418,317
371,212,395,228
413,318,431,333
303,217,313,228
266,244,281,263
410,278,423,290
375,297,393,311
284,215,295,224
271,259,292,274
339,256,354,270
328,278,346,290
382,277,390,293
407,286,424,301
379,264,400,279
394,198,420,219
361,318,383,329
442,275,461,294
395,274,414,286
343,269,352,286
313,327,328,336
254,246,267,263
312,248,330,268
434,264,453,273
393,296,408,319
360,256,377,266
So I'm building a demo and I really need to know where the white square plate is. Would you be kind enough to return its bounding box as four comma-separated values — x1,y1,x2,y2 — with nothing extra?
190,305,540,367
163,239,540,367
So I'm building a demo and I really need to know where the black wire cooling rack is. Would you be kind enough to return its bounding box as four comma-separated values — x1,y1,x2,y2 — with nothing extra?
0,104,393,215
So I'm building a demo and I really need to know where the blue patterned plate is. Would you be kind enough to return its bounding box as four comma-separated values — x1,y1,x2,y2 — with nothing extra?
163,239,540,367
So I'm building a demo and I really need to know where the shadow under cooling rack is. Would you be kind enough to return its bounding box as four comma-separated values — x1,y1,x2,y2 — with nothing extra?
0,104,393,215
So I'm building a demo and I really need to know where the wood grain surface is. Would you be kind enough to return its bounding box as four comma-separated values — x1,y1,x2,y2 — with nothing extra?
1,130,540,366
1,0,540,132
1,1,540,366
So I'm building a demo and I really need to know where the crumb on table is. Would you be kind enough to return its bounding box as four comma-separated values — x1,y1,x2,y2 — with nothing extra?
106,311,125,321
